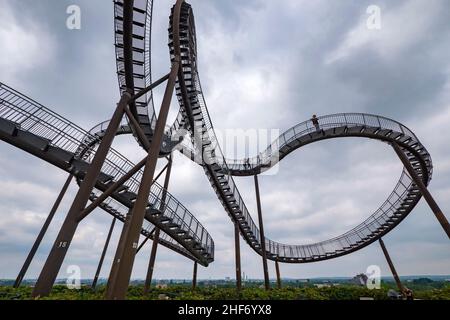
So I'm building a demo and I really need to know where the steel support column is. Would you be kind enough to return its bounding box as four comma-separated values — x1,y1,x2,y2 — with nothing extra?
105,60,180,300
136,228,155,253
392,143,450,239
131,73,170,103
136,160,169,256
78,156,148,221
79,156,169,222
104,209,132,296
32,93,131,298
379,238,404,294
275,261,281,289
192,261,198,290
92,217,116,289
143,156,173,295
234,222,242,292
143,228,160,294
14,174,73,288
254,175,270,290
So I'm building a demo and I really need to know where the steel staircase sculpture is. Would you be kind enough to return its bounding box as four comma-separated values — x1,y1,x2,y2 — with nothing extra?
0,0,443,295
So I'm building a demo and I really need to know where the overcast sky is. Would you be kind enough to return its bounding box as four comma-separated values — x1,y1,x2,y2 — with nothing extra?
0,0,449,282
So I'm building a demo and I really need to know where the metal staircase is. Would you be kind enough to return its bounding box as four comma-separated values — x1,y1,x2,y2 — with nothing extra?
0,82,214,266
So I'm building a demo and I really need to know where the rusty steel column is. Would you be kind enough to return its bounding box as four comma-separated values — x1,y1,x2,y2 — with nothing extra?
32,93,131,298
192,261,198,290
105,60,180,300
234,222,242,292
392,143,450,239
92,217,116,289
104,209,132,296
136,229,154,253
143,156,173,295
143,228,160,294
14,174,73,288
379,238,404,294
275,261,281,289
78,156,148,221
254,175,270,290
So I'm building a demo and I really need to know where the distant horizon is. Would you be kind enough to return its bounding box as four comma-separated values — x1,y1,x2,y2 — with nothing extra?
3,274,449,282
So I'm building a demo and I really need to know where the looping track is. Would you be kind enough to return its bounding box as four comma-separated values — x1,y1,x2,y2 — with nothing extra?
163,1,433,263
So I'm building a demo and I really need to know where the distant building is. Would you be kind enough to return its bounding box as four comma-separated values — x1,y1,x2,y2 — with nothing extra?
298,279,310,283
314,284,332,288
387,289,403,300
331,283,341,287
155,283,168,289
352,273,368,286
412,278,433,285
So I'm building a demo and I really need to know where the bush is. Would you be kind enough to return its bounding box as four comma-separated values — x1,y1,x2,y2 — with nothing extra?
0,284,448,300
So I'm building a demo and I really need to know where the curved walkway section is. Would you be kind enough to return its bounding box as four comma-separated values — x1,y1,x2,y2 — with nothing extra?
114,0,186,149
114,0,156,143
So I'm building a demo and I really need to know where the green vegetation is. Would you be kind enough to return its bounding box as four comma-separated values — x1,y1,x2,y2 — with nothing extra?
1,282,449,300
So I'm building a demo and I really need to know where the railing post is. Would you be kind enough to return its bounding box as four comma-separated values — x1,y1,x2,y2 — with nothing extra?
392,143,450,239
92,217,116,289
254,175,270,290
14,174,73,288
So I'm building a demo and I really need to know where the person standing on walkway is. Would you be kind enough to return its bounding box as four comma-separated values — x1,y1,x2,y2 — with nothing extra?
311,114,320,132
